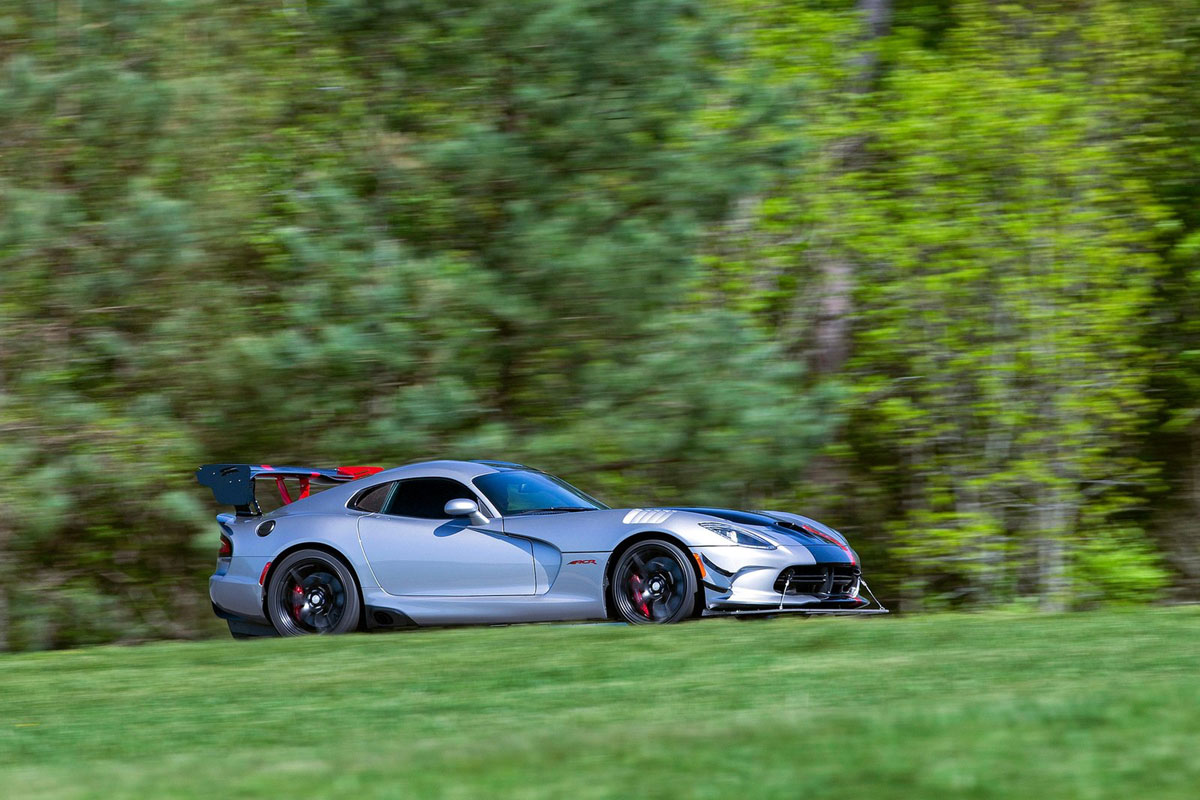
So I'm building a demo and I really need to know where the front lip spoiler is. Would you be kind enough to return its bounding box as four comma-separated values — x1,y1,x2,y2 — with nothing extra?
706,607,890,617
703,578,890,617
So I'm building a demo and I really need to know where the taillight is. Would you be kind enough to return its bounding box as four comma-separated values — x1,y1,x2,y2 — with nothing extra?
218,534,233,558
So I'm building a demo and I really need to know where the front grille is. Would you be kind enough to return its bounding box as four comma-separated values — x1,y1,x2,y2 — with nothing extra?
774,564,860,596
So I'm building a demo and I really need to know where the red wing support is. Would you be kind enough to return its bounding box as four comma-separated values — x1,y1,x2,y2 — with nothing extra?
196,463,384,516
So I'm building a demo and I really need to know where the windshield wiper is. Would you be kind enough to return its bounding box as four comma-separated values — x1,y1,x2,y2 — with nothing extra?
508,507,595,515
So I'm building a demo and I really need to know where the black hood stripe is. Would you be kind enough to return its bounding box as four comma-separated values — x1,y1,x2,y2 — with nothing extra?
668,507,829,546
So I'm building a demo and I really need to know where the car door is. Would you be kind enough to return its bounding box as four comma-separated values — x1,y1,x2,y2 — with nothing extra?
357,477,536,596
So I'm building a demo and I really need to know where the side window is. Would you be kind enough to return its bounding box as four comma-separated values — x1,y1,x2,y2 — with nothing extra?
385,478,478,520
352,482,394,513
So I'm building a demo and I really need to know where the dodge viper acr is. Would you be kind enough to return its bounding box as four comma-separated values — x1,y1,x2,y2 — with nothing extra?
197,460,887,637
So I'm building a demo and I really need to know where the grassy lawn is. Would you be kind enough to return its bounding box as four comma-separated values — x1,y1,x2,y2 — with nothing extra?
1,608,1198,799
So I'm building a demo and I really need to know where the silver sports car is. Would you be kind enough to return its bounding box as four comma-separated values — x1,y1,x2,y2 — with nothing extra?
198,459,887,637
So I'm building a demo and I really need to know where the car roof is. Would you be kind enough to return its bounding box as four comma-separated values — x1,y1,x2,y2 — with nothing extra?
469,459,531,471
371,459,536,483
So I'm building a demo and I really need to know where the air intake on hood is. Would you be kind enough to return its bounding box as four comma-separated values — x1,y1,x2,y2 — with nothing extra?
622,508,675,525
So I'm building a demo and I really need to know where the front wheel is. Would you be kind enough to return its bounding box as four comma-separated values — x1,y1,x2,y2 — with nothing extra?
265,549,361,636
611,539,697,624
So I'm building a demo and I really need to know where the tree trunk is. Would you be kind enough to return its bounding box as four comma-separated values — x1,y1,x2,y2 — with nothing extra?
1036,485,1074,612
809,0,892,375
853,0,894,89
0,520,9,652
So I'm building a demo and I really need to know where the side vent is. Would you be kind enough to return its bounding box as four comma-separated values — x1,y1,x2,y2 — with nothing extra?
365,606,417,630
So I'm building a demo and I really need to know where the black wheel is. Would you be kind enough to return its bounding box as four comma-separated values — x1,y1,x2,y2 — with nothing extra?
611,539,697,624
266,549,361,636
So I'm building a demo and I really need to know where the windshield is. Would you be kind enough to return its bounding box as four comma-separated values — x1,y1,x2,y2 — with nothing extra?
473,470,607,515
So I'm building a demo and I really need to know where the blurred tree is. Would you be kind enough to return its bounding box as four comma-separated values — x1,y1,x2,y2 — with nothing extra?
724,0,1176,608
1128,0,1200,598
0,0,832,647
810,0,891,376
221,0,838,503
845,2,1175,609
3,0,1200,648
0,0,222,647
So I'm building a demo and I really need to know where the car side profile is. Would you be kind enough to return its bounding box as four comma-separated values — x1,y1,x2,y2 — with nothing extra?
198,459,887,637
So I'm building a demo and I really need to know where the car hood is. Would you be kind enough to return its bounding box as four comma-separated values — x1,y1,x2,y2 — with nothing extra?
669,507,858,562
498,505,858,563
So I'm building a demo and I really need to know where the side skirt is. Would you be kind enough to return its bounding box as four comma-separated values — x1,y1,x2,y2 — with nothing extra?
364,605,420,631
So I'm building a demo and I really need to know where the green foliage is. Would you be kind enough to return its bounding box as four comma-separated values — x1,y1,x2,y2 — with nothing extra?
3,0,1200,648
726,0,1186,609
0,0,826,648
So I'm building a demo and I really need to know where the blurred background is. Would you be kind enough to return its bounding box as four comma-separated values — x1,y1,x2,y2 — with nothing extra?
1,0,1198,651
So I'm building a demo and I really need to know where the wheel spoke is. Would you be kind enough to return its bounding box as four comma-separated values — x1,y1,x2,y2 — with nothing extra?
649,596,668,621
269,555,359,636
614,543,696,625
663,591,682,615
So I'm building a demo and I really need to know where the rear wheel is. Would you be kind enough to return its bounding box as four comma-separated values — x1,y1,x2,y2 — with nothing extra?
611,539,697,624
266,549,361,636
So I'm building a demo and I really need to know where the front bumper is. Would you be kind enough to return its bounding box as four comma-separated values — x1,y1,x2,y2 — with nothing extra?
693,545,889,617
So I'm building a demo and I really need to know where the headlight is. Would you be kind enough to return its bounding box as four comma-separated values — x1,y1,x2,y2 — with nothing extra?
698,522,776,549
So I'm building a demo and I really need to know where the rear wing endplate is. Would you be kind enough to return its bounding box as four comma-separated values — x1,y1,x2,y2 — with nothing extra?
196,463,384,516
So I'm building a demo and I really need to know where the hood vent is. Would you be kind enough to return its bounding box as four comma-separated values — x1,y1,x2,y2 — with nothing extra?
622,508,675,525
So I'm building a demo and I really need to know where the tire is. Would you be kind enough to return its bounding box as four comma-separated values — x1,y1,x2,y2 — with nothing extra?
265,549,362,636
611,539,697,624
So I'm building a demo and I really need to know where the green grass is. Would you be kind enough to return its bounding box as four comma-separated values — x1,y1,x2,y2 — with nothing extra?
1,609,1198,799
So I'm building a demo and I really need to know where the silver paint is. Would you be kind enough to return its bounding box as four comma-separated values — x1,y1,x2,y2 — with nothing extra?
207,459,884,631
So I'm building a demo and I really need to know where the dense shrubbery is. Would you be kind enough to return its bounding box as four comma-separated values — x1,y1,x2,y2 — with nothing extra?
2,0,1200,649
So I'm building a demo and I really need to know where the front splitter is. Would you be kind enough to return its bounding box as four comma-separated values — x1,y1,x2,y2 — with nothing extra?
704,607,890,617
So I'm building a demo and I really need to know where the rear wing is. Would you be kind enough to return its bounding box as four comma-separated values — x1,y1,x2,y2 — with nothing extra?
196,463,384,516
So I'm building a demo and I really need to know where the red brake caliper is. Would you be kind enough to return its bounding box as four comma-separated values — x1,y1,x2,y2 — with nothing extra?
630,574,650,617
291,584,304,620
